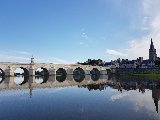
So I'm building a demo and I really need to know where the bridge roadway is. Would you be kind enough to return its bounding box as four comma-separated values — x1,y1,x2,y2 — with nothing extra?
0,60,112,77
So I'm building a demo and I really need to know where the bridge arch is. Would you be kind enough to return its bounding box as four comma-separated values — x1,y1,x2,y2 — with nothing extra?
56,68,67,82
14,67,29,85
42,67,49,76
0,68,5,77
14,67,29,76
73,67,85,75
35,67,49,76
0,69,5,83
90,68,100,75
56,68,67,76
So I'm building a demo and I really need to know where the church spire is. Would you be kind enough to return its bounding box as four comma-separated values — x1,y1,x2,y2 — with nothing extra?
150,38,154,49
149,38,157,61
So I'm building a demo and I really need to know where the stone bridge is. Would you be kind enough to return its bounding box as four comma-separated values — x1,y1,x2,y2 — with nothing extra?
0,57,112,77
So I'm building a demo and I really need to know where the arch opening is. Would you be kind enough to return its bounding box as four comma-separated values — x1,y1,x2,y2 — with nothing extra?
73,67,85,75
35,68,49,76
14,68,29,85
0,68,5,77
56,68,67,76
90,68,100,75
56,68,67,82
14,67,29,76
35,68,49,84
0,68,5,83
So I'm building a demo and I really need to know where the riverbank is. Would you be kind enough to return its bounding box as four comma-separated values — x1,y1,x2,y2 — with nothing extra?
120,73,160,80
116,68,160,80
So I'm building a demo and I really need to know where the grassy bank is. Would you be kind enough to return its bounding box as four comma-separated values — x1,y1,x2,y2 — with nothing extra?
120,72,160,80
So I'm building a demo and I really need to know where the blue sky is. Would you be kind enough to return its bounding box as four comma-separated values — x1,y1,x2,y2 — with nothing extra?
0,0,160,63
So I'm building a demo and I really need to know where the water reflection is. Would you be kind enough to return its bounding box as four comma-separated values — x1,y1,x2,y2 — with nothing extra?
14,76,29,85
0,75,160,120
35,76,49,84
0,77,4,83
91,74,100,81
56,74,66,82
152,85,160,113
73,74,85,82
35,77,44,84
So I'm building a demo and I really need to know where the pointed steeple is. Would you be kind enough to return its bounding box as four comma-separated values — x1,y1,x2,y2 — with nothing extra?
150,38,154,49
149,38,157,61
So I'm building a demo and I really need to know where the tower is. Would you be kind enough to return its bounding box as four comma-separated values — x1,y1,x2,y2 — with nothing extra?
31,55,34,65
29,55,35,76
149,38,157,61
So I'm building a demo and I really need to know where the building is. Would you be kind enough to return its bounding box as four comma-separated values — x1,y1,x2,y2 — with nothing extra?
141,60,155,68
140,38,157,68
119,59,137,68
118,38,158,68
149,38,157,61
104,60,119,68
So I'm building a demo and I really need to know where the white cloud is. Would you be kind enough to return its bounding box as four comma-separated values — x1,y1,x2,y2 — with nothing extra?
141,16,150,30
81,32,89,40
14,51,32,56
78,42,88,47
0,51,74,64
0,55,30,61
126,0,160,59
106,49,127,57
129,91,160,119
42,57,74,64
78,30,91,47
110,93,129,101
106,0,160,60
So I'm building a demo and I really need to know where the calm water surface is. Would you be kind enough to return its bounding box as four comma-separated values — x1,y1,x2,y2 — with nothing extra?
0,75,160,120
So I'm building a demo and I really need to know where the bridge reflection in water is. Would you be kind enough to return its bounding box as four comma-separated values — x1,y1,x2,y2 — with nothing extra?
0,75,160,114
